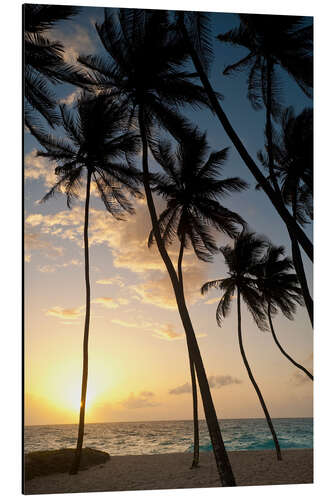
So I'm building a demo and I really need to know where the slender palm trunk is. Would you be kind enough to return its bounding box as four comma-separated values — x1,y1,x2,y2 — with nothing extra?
138,106,236,486
236,288,282,460
70,170,92,475
178,235,199,468
290,194,313,326
265,62,313,327
268,303,313,380
178,17,313,262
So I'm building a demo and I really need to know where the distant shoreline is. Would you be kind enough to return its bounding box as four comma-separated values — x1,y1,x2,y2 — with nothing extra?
24,449,313,494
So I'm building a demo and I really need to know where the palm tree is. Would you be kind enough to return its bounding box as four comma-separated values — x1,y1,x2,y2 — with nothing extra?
23,4,89,133
202,231,282,460
257,107,313,325
217,14,313,255
35,92,141,474
175,11,313,261
78,8,236,486
149,129,247,467
254,244,313,380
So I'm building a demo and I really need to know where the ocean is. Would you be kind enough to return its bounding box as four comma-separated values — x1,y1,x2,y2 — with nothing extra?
24,418,313,456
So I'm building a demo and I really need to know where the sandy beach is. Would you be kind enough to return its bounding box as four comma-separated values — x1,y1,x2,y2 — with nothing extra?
24,449,313,494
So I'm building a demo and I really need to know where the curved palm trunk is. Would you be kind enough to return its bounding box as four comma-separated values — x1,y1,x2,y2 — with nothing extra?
290,194,313,326
265,61,313,328
70,170,92,475
289,229,313,326
237,288,282,460
178,17,313,262
138,107,235,486
178,236,199,468
268,303,313,380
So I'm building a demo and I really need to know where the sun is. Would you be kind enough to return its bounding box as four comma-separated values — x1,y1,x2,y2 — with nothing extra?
63,380,98,414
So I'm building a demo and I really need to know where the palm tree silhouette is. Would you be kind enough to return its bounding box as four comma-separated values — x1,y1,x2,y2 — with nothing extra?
254,244,313,380
257,107,313,325
149,129,247,467
23,4,89,133
35,92,141,475
176,11,313,261
218,14,312,252
78,8,236,486
202,231,282,460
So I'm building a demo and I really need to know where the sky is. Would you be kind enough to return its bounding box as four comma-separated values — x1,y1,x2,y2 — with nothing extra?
24,6,313,426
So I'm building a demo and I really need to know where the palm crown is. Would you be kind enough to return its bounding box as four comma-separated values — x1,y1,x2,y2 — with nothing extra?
253,244,303,319
78,8,213,139
258,107,313,225
201,231,268,328
24,4,91,131
149,130,248,261
218,14,313,116
35,92,142,215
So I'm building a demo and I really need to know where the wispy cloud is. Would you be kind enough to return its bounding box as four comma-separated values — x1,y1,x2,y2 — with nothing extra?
110,318,196,342
120,391,158,409
208,375,242,388
38,259,81,273
92,297,119,309
96,275,125,287
169,374,242,395
152,324,184,341
46,306,83,320
169,383,192,395
25,231,64,262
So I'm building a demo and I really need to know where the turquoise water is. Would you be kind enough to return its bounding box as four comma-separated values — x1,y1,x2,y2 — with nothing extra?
24,418,313,455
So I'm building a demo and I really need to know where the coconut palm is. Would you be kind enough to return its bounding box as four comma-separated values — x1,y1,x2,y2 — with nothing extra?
78,8,236,486
149,129,248,467
23,4,89,133
254,244,313,380
175,11,313,261
201,231,282,460
257,107,313,325
35,92,141,475
217,14,313,250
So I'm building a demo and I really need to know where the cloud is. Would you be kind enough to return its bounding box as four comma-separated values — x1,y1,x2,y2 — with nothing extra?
131,265,206,311
59,88,81,106
110,318,190,342
92,297,119,309
25,199,209,311
152,323,184,341
290,354,313,386
24,150,58,188
111,319,139,329
96,275,125,287
25,230,64,262
208,375,242,388
120,391,158,409
169,374,242,395
46,306,83,320
51,24,97,65
140,391,154,398
111,318,206,341
169,383,192,395
291,372,311,386
38,259,81,273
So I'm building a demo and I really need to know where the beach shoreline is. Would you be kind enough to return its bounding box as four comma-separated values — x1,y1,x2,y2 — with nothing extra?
24,448,313,494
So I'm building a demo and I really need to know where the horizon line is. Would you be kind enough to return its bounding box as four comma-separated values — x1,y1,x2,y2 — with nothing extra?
25,416,313,427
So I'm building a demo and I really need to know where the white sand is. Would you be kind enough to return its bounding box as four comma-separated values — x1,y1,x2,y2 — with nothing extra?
24,449,313,494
